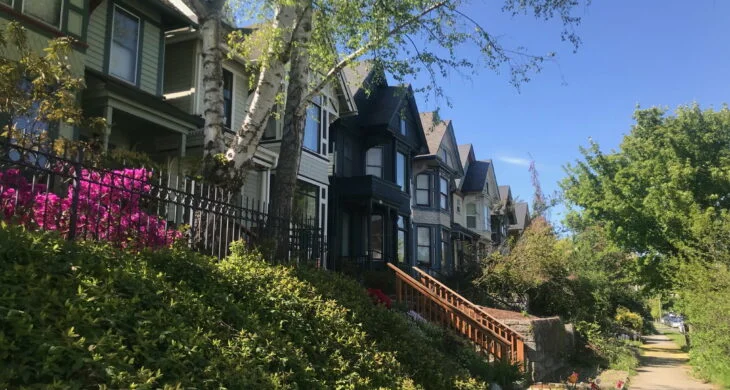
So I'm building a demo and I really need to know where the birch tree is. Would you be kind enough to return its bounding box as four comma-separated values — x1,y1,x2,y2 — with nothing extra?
259,0,587,234
188,0,586,236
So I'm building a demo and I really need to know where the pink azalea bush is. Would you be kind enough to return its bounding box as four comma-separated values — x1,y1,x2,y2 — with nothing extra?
0,167,181,248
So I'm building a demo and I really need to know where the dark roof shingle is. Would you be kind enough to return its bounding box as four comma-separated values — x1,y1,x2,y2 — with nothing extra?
461,160,490,192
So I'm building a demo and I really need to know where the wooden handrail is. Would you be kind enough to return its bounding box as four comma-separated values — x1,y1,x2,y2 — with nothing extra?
388,263,525,365
411,267,524,341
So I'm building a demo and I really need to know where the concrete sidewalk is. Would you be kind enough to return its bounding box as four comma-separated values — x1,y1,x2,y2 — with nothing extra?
630,334,718,390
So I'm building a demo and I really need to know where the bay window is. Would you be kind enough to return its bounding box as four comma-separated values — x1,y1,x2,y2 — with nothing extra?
417,226,431,264
396,151,407,191
396,216,407,264
439,176,448,210
303,97,321,151
440,229,449,270
466,203,476,229
23,0,62,28
416,174,430,205
365,147,383,178
110,6,140,84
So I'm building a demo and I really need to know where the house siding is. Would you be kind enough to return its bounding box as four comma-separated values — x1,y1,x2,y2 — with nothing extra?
86,0,107,72
163,40,195,112
140,22,161,95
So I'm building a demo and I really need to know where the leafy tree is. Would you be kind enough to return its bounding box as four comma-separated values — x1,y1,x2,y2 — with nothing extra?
562,104,730,384
188,0,588,246
0,22,104,141
562,105,730,288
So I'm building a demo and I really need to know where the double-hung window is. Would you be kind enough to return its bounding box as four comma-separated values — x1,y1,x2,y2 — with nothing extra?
466,203,476,229
416,174,430,206
417,227,431,264
303,97,321,152
365,147,383,178
110,6,140,84
222,69,233,129
439,176,448,210
396,151,407,191
396,216,407,264
23,0,63,29
440,229,449,270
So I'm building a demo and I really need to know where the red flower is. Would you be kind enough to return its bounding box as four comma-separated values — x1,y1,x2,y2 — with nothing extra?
366,288,392,309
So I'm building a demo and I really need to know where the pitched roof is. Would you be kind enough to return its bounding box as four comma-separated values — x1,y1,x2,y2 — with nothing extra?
499,185,511,202
362,85,409,127
458,144,473,168
419,112,449,155
342,62,374,97
512,202,530,230
461,160,490,192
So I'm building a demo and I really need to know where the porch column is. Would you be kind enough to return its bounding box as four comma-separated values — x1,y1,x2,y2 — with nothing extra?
179,133,187,158
366,201,372,267
260,168,269,211
102,105,113,152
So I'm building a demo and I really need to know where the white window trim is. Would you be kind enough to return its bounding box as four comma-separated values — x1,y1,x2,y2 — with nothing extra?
22,0,64,30
109,4,141,85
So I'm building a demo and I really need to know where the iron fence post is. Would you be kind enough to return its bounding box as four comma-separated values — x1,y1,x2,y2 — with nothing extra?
67,148,83,241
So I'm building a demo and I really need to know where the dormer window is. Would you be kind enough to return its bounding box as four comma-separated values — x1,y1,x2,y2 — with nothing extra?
365,147,383,178
110,6,140,84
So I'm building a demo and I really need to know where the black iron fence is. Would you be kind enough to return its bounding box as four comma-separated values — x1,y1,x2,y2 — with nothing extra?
0,137,325,264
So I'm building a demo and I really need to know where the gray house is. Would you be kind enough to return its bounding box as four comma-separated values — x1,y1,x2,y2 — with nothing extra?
458,144,504,246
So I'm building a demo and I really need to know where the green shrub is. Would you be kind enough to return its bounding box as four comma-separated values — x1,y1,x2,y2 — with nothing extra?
574,321,640,373
678,262,730,387
0,225,501,389
614,306,643,332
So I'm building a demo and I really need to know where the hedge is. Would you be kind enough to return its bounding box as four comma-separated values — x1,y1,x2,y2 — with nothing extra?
0,225,508,389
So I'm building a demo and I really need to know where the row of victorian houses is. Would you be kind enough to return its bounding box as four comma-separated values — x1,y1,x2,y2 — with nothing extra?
0,0,530,275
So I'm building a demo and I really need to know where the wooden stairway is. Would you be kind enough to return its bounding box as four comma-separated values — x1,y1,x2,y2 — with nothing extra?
388,263,526,366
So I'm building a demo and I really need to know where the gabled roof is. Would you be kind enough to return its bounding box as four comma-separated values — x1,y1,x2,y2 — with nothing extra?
513,202,530,230
461,160,490,192
458,144,474,168
499,185,512,203
419,112,449,155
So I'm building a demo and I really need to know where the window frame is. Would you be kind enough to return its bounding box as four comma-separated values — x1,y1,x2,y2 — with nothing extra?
22,0,64,30
440,229,449,270
109,4,141,85
466,203,477,229
400,117,407,136
416,226,431,265
303,97,322,153
415,173,431,206
439,176,449,210
396,150,407,192
396,215,408,264
222,68,233,130
365,147,383,178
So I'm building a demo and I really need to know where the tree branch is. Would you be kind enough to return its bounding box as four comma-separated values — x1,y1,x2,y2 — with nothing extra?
302,0,451,103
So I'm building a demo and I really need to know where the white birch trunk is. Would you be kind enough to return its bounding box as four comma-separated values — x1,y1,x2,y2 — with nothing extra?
200,13,226,157
225,3,300,171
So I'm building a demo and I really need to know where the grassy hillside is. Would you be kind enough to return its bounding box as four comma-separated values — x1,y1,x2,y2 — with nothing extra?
0,225,514,389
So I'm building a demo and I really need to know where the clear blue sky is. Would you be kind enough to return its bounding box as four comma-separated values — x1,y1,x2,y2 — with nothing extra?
411,0,730,226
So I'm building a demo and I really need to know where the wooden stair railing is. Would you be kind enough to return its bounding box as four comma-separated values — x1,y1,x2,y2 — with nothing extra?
388,263,526,366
